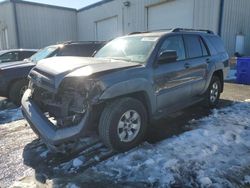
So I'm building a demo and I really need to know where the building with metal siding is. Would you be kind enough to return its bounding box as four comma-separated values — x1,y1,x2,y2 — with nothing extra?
0,1,17,49
0,0,77,50
77,0,221,41
77,0,250,56
221,0,250,56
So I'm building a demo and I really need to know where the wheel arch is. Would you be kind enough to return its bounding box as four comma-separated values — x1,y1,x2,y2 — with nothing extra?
7,77,28,97
212,69,224,92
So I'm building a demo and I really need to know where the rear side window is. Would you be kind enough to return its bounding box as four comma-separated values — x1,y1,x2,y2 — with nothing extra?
159,35,186,61
206,36,226,53
184,35,203,58
200,38,209,56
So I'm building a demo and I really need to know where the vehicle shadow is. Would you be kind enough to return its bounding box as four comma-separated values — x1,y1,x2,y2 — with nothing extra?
22,99,234,186
147,99,233,143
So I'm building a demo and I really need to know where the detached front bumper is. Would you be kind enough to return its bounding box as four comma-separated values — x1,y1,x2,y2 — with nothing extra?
21,89,91,147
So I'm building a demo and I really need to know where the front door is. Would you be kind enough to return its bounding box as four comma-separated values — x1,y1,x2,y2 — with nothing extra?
153,35,192,110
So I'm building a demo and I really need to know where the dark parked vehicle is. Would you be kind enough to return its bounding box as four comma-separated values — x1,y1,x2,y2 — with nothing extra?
22,29,229,153
0,49,37,63
0,41,105,105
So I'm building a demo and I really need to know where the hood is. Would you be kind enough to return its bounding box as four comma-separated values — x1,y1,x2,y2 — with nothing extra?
0,61,34,69
35,57,140,76
30,56,141,90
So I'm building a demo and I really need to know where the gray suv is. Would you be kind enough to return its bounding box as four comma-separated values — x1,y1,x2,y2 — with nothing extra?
22,29,229,152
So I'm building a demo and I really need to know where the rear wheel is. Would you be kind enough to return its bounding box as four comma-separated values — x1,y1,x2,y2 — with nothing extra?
98,97,148,152
204,76,222,108
9,79,28,106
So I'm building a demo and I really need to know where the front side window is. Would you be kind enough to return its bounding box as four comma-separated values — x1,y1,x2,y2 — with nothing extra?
0,52,19,63
184,35,203,58
95,36,159,64
159,35,186,61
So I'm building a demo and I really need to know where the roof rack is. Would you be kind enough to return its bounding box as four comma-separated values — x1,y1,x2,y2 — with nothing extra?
56,41,106,45
128,31,148,35
172,28,214,34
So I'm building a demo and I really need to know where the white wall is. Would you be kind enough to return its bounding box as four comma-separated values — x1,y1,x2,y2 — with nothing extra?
0,1,18,49
15,2,77,49
77,0,221,41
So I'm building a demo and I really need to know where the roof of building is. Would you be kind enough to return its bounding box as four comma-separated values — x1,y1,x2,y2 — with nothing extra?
0,0,76,11
78,0,114,12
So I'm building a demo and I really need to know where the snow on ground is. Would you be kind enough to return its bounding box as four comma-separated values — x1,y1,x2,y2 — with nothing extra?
0,107,23,124
92,100,250,187
0,120,36,187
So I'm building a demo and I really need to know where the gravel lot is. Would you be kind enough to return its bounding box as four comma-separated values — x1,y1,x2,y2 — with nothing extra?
0,82,250,188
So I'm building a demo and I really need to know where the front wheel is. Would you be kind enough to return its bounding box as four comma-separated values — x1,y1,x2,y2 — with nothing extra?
98,97,148,152
204,76,222,108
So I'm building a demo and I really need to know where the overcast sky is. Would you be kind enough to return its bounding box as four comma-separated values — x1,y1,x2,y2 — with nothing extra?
0,0,102,9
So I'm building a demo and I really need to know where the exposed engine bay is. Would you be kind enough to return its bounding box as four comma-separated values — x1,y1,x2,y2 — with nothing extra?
29,78,103,128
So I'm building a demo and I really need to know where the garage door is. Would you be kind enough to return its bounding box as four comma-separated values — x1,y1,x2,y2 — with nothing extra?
96,16,118,41
147,0,194,31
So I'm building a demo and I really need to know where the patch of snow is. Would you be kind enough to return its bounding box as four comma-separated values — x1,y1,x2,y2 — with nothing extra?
39,150,49,158
244,175,250,184
66,183,80,188
94,101,250,187
72,158,83,168
198,177,212,187
0,107,23,124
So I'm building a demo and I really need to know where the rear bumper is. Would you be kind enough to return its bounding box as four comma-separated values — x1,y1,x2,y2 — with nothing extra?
21,89,91,147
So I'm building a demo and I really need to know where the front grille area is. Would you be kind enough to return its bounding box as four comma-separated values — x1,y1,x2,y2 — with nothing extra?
29,69,55,90
31,83,87,128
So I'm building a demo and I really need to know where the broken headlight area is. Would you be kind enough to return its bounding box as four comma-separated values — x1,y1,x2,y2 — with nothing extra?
31,84,88,128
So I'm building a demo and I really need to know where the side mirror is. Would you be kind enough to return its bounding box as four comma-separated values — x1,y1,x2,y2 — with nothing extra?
158,50,178,64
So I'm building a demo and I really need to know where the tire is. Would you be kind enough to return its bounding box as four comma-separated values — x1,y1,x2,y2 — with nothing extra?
9,79,28,106
204,75,222,108
98,97,148,152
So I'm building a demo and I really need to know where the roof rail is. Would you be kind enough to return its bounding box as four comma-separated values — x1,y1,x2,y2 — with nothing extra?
56,41,106,45
172,28,214,34
128,31,148,35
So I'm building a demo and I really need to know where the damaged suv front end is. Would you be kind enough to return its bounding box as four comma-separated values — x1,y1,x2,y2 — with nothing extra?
21,56,141,151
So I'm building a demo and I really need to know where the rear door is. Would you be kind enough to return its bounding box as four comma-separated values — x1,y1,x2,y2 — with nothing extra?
153,35,192,110
183,34,210,96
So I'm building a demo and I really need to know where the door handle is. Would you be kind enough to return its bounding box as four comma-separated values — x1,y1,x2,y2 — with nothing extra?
206,58,211,64
184,63,190,69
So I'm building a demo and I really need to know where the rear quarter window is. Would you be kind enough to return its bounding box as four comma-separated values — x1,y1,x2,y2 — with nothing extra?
206,36,226,53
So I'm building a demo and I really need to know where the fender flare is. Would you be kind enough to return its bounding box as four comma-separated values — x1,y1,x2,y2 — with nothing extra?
99,78,156,114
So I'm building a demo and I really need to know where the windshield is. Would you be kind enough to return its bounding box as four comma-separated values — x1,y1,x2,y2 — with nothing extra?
29,46,58,62
95,36,159,63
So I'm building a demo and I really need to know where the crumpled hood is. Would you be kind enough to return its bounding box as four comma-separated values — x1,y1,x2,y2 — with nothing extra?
30,56,141,90
35,56,140,76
